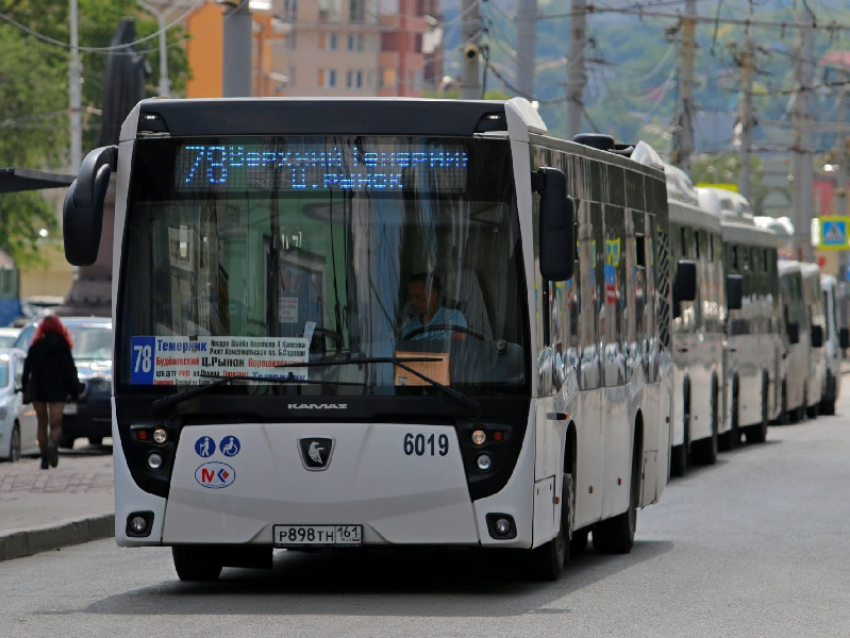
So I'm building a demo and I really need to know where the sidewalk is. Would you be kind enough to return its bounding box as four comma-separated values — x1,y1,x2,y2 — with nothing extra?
0,443,114,562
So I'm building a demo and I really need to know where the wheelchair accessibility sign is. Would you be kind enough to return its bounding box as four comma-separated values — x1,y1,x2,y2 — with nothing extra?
819,217,850,250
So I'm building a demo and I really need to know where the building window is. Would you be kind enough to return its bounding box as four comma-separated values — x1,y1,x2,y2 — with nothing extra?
328,69,337,87
350,0,365,22
415,33,423,53
357,33,364,51
329,33,338,50
282,0,297,20
347,34,355,51
355,70,362,88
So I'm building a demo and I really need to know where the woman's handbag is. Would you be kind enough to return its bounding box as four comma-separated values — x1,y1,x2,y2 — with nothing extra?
21,376,33,404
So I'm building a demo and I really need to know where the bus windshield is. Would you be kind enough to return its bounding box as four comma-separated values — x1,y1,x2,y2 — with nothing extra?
118,135,528,395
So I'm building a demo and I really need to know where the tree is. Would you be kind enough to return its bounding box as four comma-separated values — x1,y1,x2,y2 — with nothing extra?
0,0,189,263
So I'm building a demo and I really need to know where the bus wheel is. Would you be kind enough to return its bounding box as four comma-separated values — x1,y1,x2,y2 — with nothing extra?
530,473,572,581
821,372,836,416
592,446,639,554
746,377,769,444
806,394,820,420
172,546,223,582
771,380,788,425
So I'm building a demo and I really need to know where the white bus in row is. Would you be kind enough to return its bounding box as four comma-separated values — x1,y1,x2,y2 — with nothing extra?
62,98,678,582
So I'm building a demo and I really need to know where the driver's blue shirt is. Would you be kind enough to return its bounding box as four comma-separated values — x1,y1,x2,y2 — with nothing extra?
401,307,467,340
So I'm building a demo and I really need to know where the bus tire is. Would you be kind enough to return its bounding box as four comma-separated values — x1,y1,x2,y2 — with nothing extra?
771,380,788,425
592,444,639,554
806,394,820,420
746,376,769,444
530,473,572,581
172,546,223,582
821,372,836,416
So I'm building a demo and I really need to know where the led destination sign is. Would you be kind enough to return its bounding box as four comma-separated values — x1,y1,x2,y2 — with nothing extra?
175,142,469,192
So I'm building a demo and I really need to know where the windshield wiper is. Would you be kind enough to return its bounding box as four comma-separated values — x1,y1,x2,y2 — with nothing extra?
276,356,481,413
149,374,358,416
149,356,480,416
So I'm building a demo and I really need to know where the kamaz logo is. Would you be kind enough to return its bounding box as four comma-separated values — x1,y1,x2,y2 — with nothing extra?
288,403,348,410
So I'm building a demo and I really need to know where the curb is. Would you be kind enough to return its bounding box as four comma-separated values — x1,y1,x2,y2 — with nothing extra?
0,513,114,562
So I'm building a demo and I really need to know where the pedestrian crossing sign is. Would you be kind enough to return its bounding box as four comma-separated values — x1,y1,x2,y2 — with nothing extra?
819,217,850,250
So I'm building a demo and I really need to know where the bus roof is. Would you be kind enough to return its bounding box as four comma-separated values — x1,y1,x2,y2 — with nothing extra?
778,260,801,275
754,216,795,238
631,142,720,230
127,97,546,140
799,262,821,279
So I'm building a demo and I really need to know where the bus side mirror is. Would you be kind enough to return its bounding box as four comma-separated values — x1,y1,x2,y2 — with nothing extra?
63,145,118,267
840,327,850,349
534,168,575,282
787,321,800,345
673,260,696,303
727,274,743,310
811,325,824,349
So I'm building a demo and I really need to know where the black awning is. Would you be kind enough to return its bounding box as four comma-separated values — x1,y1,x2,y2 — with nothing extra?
0,167,75,194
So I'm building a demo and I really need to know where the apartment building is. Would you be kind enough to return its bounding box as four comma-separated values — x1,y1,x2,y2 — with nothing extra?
186,0,443,98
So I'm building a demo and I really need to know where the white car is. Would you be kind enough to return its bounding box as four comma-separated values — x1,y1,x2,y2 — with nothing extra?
0,348,38,461
0,327,21,349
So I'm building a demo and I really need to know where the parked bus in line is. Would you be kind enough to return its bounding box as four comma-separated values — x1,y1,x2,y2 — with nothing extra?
800,262,826,418
62,98,677,582
633,146,723,476
777,260,808,422
819,274,849,415
699,187,782,445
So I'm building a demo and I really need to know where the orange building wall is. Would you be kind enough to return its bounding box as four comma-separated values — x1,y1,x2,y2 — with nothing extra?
186,4,223,98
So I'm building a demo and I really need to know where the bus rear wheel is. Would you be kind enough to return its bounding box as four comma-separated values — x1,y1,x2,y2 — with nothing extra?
172,546,223,582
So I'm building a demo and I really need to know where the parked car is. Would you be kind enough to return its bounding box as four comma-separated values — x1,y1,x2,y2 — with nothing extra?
14,316,112,448
0,348,38,462
0,327,21,349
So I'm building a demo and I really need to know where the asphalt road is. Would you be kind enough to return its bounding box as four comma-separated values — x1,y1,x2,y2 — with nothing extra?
3,395,850,638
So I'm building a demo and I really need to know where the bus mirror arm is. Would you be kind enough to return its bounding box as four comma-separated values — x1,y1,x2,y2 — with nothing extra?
63,145,118,267
534,168,576,282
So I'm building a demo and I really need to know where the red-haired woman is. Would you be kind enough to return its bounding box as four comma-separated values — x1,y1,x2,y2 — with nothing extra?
22,316,80,469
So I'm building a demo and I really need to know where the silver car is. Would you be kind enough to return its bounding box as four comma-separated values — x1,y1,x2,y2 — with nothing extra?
0,348,38,461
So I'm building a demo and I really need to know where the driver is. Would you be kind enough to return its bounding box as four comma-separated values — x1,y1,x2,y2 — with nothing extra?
400,272,468,340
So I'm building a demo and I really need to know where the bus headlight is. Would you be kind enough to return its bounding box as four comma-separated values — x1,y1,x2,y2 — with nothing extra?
152,428,168,444
471,429,486,445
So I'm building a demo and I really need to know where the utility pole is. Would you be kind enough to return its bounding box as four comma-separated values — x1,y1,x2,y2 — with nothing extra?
69,0,82,171
460,0,481,99
566,0,586,139
222,0,252,97
516,0,537,100
834,80,849,280
675,0,696,172
791,2,815,262
738,3,755,201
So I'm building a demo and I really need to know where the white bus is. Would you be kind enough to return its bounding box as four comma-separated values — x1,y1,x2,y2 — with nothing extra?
699,187,782,445
632,145,719,475
819,274,848,415
63,98,674,582
800,263,826,418
777,260,808,422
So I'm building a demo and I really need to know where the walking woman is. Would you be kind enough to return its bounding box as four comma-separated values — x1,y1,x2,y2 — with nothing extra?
22,316,80,469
